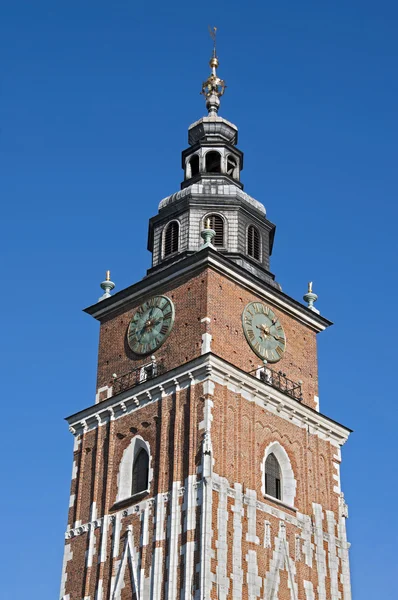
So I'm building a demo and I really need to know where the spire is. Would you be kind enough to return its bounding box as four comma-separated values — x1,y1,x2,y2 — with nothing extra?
201,26,226,116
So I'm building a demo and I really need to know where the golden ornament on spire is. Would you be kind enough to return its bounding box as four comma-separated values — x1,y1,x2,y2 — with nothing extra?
201,26,226,114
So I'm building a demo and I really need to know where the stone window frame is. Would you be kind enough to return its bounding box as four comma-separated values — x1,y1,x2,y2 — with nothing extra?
261,441,296,508
202,212,227,249
246,223,262,262
161,219,180,260
116,436,153,504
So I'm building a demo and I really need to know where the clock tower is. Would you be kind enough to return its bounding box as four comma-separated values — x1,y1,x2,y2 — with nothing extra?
60,45,353,600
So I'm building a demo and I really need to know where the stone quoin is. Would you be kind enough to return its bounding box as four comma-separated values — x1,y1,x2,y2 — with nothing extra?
59,36,353,600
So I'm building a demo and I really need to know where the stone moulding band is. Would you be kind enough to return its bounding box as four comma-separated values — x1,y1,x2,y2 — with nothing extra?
66,354,351,446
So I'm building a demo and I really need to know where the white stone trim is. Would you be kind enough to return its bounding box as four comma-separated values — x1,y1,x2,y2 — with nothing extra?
201,332,212,354
261,442,296,508
326,511,340,600
151,546,163,600
111,526,140,600
264,521,271,549
304,580,315,600
95,385,112,404
86,502,97,567
245,489,260,544
246,549,261,598
216,477,229,599
232,483,243,599
59,543,73,600
182,541,196,599
338,495,352,600
313,503,327,600
167,481,181,600
116,436,152,503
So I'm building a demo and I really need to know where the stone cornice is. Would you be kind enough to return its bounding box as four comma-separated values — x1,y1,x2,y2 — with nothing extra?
84,248,332,333
66,353,351,446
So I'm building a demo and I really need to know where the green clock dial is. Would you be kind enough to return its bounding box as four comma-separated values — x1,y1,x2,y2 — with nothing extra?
242,302,286,363
127,295,175,355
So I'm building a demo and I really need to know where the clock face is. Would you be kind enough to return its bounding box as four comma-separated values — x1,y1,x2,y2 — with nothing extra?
127,295,175,355
242,302,286,363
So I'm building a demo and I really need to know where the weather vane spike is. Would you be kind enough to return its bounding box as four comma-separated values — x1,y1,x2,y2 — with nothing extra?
208,25,217,57
201,26,226,115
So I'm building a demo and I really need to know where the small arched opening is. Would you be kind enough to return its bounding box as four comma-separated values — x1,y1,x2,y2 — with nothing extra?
205,151,221,173
189,154,199,178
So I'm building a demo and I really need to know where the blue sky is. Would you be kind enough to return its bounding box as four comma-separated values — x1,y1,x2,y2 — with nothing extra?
1,1,397,598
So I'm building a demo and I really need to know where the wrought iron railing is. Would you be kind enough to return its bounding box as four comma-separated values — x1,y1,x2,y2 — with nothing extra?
250,366,302,402
112,360,164,395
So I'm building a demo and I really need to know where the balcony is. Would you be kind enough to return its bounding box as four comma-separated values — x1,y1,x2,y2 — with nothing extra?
112,359,164,396
111,358,301,403
250,366,302,402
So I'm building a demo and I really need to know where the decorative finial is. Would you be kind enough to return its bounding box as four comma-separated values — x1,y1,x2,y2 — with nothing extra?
201,26,226,116
99,270,115,301
303,281,320,314
200,219,216,247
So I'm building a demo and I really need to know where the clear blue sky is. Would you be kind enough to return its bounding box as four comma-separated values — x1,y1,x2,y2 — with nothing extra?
1,1,397,598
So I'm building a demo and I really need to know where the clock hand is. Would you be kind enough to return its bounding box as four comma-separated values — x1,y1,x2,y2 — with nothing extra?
270,333,284,342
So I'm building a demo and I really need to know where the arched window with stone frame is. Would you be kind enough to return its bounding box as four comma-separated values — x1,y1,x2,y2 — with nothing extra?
116,436,152,503
163,220,179,258
261,442,297,507
203,213,225,247
264,453,281,499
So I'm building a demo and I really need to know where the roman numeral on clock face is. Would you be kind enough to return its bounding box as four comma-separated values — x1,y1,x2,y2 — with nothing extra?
160,324,169,335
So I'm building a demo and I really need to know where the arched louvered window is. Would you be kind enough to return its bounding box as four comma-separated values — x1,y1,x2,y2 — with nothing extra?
247,225,260,260
264,453,281,500
163,221,179,257
132,448,149,495
205,151,221,173
206,214,224,247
